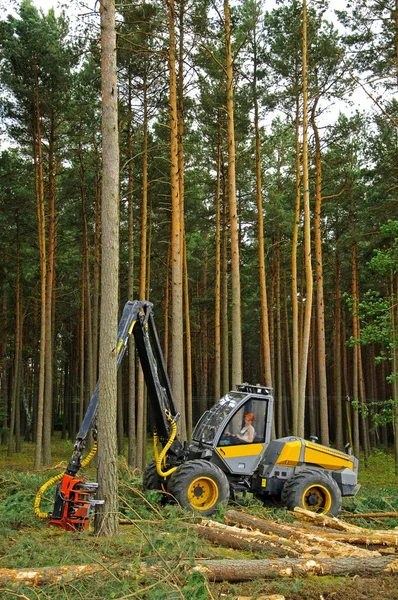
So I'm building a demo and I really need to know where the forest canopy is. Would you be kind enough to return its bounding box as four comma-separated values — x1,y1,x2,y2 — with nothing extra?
0,0,397,470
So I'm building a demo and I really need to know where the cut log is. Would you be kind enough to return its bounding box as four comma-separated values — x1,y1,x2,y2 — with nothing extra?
191,522,301,557
0,564,105,586
3,555,398,587
290,523,398,547
224,510,378,557
194,555,398,582
343,512,398,519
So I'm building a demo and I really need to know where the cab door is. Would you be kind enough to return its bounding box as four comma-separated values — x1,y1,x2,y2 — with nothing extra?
215,397,269,476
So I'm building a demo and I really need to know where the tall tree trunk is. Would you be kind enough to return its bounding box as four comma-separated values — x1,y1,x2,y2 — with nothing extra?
201,234,209,405
351,209,360,460
0,275,8,428
92,138,101,381
43,114,57,465
177,4,192,435
79,282,85,426
358,343,370,459
8,212,22,456
136,65,149,470
183,238,192,437
221,173,230,395
253,26,272,390
283,273,293,436
117,368,124,454
95,0,120,537
214,118,222,402
311,100,329,446
33,58,47,470
168,0,186,438
79,142,95,401
291,93,301,436
127,77,136,468
297,0,313,438
275,238,283,438
334,246,344,450
224,0,242,387
392,271,398,472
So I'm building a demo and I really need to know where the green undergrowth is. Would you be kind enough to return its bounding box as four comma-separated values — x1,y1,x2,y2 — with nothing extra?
0,440,397,598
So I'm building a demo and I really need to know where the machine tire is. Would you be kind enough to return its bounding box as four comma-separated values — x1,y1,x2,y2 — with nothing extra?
281,468,342,516
143,459,168,493
167,459,230,516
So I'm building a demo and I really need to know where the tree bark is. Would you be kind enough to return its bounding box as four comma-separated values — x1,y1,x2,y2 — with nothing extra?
8,212,22,457
334,246,344,450
214,118,222,401
192,522,302,558
224,0,242,387
311,99,329,446
43,112,57,466
95,0,120,537
291,93,301,436
136,64,149,470
298,0,313,438
126,76,136,468
168,0,186,439
253,21,272,390
225,511,376,557
194,555,398,581
221,173,230,394
2,555,397,587
92,138,101,383
33,58,47,471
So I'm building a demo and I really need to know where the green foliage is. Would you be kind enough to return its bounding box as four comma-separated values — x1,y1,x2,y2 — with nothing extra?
352,397,398,427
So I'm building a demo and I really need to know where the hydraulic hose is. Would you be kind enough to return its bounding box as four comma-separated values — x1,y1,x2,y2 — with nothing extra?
153,411,178,478
33,441,98,519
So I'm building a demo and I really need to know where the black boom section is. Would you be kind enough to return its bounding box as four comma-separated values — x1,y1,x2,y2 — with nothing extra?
73,300,182,456
132,304,180,445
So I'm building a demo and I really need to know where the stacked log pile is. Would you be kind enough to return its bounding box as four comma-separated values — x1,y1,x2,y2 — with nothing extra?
1,508,397,586
190,508,398,581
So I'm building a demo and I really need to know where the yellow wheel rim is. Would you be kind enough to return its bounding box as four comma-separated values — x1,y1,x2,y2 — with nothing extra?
187,477,219,511
301,484,332,513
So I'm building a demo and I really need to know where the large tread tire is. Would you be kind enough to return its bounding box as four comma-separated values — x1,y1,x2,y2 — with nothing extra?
143,459,167,492
281,467,342,516
167,459,230,516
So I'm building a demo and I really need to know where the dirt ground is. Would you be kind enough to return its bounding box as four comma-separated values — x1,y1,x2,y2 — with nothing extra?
211,574,398,599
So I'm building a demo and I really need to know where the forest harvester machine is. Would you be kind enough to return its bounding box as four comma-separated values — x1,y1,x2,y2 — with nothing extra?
34,300,359,532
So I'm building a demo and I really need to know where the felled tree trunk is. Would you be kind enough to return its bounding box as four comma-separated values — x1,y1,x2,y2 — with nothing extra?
191,522,302,557
224,511,377,557
0,564,104,586
291,521,398,548
194,556,398,582
3,553,398,587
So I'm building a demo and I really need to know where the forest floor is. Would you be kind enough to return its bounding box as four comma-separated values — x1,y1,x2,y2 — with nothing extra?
0,438,397,600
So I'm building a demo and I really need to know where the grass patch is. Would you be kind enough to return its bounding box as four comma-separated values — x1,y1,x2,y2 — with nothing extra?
0,438,397,598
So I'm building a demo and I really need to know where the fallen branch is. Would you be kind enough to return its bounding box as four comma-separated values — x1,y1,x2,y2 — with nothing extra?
291,507,365,532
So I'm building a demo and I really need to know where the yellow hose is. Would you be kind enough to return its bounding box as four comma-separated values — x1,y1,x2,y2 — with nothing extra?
154,411,178,478
33,441,98,519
